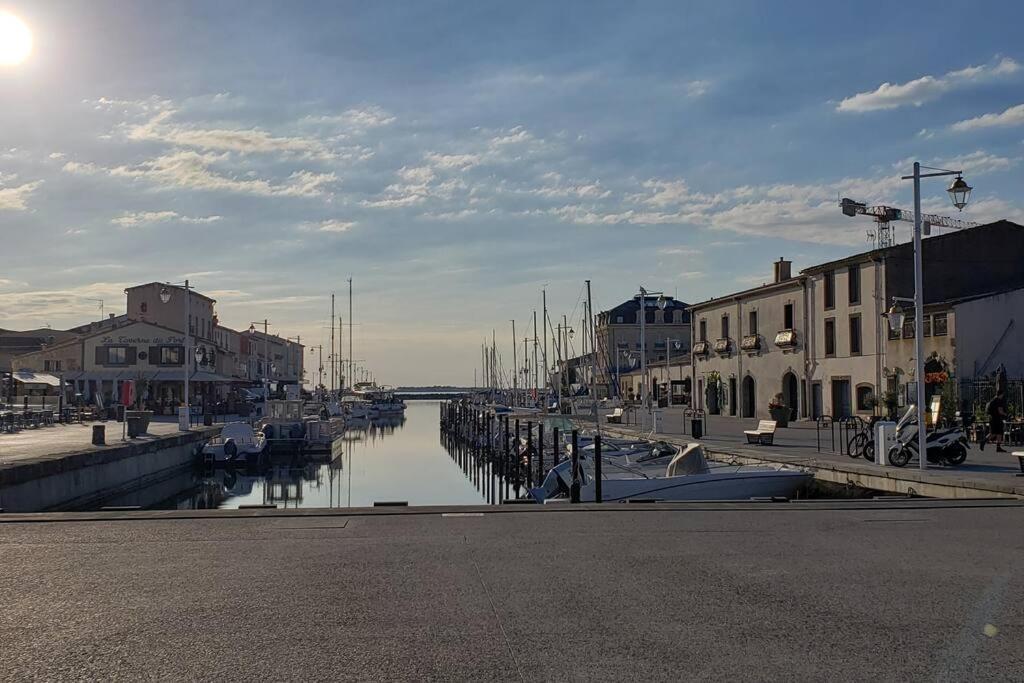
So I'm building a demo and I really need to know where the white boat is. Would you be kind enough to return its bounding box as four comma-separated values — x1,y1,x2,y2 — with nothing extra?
200,422,268,465
257,400,345,454
531,443,811,502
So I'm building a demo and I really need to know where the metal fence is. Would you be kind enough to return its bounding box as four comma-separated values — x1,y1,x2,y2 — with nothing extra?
955,379,1023,419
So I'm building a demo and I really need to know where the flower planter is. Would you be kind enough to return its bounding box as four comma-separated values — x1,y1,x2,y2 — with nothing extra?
769,407,789,428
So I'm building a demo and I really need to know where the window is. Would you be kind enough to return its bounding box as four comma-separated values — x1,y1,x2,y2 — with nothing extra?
159,346,183,365
664,310,674,324
823,270,835,309
933,313,948,336
107,346,128,364
902,316,915,339
721,315,729,339
848,265,860,305
615,315,623,324
699,319,707,341
923,316,932,337
748,310,758,336
645,309,655,324
824,318,836,357
856,385,874,411
783,303,794,330
44,359,62,372
849,315,861,356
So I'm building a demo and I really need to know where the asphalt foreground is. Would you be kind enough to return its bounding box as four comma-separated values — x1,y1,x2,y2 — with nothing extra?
1,502,1023,682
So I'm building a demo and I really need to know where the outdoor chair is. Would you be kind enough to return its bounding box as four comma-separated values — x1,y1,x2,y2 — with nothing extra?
606,407,624,424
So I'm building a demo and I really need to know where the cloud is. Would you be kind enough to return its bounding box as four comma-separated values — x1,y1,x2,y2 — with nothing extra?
950,103,1024,132
683,80,710,98
106,150,337,197
48,152,65,160
931,150,1019,175
61,161,101,175
300,106,396,129
837,57,1020,112
111,210,223,227
659,246,703,256
307,219,355,233
124,109,345,161
0,180,43,211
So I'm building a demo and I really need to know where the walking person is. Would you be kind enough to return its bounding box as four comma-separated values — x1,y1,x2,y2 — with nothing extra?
980,390,1008,453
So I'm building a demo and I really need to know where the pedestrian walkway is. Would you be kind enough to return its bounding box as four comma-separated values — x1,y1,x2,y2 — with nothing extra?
0,420,182,466
583,407,1024,499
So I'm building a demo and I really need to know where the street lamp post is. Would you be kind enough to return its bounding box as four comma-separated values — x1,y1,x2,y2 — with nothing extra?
665,338,684,405
159,280,193,430
897,162,972,471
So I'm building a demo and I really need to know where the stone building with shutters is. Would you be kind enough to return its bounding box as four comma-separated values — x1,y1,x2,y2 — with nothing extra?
12,320,242,412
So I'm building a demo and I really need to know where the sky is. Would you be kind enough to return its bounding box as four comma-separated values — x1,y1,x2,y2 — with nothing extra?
1,0,1023,385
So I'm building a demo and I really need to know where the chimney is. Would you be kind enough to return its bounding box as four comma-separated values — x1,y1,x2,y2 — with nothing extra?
773,257,792,283
108,313,115,319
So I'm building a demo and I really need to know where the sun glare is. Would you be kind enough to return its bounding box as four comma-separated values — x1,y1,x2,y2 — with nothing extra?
0,11,32,66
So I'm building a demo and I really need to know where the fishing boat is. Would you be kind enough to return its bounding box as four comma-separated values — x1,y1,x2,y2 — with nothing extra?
531,443,811,503
257,399,345,454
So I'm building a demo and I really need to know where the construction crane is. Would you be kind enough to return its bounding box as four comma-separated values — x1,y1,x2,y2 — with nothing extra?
840,197,980,249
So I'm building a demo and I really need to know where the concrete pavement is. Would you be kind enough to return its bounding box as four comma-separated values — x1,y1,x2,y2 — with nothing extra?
0,420,181,465
1,502,1022,681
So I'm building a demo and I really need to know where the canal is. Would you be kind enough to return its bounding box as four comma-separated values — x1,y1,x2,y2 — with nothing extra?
86,401,487,511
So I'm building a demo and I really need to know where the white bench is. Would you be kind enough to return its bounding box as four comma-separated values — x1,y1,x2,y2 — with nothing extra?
1014,451,1024,477
606,407,624,424
744,420,777,445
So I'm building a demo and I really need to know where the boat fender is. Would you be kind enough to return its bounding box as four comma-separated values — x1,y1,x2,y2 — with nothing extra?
223,438,238,459
262,424,275,440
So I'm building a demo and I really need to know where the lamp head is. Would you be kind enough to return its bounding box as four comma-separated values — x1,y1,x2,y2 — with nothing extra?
248,323,256,335
657,296,667,310
885,303,906,333
159,285,171,304
947,175,972,211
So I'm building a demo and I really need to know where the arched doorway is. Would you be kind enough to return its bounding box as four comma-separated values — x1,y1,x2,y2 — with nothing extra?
782,372,799,421
742,375,756,418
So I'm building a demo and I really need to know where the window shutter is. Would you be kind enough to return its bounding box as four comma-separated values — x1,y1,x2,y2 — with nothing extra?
95,346,107,365
126,347,137,365
149,346,159,365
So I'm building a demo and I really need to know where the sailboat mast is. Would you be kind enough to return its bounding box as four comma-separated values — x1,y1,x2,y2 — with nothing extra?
330,293,335,393
532,310,538,399
348,278,353,392
587,279,600,434
542,288,548,403
511,319,517,407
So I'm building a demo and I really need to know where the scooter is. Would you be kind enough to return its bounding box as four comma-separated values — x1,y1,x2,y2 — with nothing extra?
886,404,969,468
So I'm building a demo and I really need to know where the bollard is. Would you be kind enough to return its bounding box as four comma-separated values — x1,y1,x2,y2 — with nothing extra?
91,424,105,446
503,415,510,501
537,425,544,485
552,427,559,466
526,421,534,488
570,429,581,503
594,433,603,503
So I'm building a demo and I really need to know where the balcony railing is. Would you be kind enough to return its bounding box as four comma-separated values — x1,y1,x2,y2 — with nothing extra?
740,334,760,351
774,329,797,348
713,338,732,354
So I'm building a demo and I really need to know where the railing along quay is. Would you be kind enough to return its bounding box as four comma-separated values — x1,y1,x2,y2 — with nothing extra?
439,400,590,504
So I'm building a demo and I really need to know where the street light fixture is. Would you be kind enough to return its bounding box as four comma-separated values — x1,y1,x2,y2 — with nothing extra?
900,163,972,470
947,176,972,211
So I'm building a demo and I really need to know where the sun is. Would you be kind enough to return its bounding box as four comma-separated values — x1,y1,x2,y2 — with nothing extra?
0,11,32,66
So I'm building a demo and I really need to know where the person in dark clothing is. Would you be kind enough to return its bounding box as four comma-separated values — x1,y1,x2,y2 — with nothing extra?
980,391,1008,453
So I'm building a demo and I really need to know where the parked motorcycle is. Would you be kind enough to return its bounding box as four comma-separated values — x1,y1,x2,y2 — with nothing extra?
886,404,968,468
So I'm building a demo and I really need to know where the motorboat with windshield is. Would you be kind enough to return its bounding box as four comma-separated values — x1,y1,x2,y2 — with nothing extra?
531,442,811,502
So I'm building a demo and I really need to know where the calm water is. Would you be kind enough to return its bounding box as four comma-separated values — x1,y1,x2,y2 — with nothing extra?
97,401,488,510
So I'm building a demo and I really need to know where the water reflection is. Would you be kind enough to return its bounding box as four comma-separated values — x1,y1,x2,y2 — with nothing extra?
106,401,486,510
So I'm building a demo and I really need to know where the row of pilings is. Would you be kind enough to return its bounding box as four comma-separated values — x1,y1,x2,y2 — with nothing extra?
440,400,593,504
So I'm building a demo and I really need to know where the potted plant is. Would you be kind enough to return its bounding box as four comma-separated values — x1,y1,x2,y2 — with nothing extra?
768,393,789,427
882,391,899,421
705,371,722,415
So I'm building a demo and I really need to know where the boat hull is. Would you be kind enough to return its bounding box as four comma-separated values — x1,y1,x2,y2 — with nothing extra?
582,470,811,502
